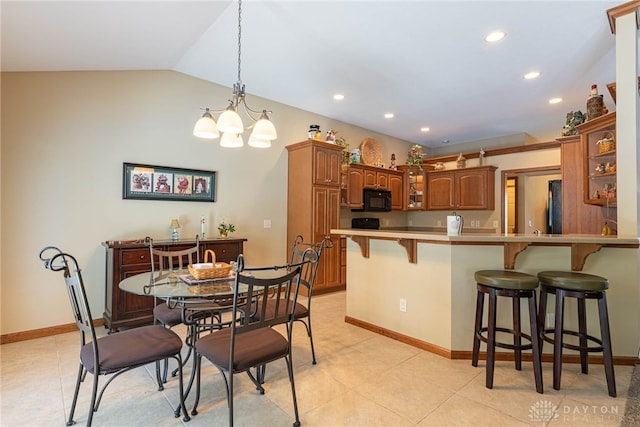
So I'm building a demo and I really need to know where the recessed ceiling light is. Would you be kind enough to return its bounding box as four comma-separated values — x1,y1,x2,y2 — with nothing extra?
384,113,394,119
548,97,563,104
524,71,541,80
484,31,506,43
333,94,345,100
442,139,450,144
420,127,430,132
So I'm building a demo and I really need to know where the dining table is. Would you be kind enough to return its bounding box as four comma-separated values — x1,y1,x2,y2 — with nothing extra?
118,266,290,408
119,269,243,403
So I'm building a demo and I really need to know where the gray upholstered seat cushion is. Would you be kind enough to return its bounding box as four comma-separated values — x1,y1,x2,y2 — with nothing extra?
196,327,288,372
153,303,184,327
253,299,308,321
474,270,538,290
80,325,183,374
538,271,608,291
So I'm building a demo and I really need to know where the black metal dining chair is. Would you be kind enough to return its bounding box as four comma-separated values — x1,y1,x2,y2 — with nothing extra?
39,246,189,426
146,235,211,382
254,235,332,364
192,253,314,427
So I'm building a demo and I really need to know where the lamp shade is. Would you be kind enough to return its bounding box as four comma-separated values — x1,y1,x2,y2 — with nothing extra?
193,115,219,139
220,132,244,148
251,116,277,140
248,134,271,148
217,110,244,134
170,219,180,229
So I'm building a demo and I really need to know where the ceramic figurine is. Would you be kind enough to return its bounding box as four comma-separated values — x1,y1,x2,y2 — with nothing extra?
389,153,397,170
326,130,335,142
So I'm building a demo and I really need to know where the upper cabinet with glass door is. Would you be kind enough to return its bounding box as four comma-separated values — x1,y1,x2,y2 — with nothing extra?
576,112,616,205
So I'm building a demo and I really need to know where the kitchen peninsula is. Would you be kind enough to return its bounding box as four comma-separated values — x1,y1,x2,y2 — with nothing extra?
332,228,640,363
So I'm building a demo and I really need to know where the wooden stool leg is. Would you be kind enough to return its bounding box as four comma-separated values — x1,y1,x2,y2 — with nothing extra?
472,289,484,367
598,293,616,397
486,288,497,389
538,286,548,356
527,292,544,394
577,296,588,374
553,289,565,391
512,295,522,370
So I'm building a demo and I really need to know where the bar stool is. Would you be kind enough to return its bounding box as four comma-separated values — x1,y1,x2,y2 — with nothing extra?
537,271,616,397
472,270,543,393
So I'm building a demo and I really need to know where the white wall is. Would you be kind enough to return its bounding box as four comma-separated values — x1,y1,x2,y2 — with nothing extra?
0,70,412,335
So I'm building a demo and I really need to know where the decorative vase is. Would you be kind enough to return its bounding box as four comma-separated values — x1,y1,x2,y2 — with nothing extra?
219,230,228,239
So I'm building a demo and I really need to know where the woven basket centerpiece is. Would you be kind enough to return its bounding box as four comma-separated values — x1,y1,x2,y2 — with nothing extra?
188,249,232,280
597,131,615,153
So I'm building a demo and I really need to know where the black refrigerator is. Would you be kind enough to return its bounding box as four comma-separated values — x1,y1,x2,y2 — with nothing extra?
547,179,562,234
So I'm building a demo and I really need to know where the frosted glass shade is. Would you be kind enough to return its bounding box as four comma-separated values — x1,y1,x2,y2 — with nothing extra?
220,132,244,148
193,115,219,139
251,117,277,140
217,110,244,134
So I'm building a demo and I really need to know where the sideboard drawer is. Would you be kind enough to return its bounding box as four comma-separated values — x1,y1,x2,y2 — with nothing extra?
121,249,151,266
205,243,240,263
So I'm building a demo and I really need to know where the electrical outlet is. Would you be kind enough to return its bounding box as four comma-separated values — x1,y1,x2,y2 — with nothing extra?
263,219,271,229
493,220,499,228
528,220,533,228
437,220,442,227
408,219,413,226
546,313,555,326
399,298,407,312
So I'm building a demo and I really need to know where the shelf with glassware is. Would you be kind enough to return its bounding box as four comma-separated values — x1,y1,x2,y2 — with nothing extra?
397,165,425,210
577,111,617,206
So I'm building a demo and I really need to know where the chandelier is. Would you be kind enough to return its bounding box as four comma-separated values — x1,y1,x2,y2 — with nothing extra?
193,0,276,148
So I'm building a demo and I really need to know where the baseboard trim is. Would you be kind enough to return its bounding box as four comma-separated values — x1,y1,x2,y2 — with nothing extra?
344,315,639,366
1,319,104,344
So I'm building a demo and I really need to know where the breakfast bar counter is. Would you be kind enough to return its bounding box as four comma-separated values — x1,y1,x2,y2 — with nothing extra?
331,228,640,362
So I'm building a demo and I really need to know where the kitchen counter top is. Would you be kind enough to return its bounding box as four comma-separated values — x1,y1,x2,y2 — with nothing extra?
331,228,639,270
332,228,640,244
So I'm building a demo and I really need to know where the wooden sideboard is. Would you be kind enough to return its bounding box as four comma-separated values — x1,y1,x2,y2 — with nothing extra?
102,237,246,332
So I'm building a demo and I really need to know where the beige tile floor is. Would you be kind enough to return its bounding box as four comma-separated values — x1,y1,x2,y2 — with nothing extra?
1,291,634,427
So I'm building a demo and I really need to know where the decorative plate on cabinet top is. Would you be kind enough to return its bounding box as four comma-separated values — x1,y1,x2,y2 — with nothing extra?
360,138,382,166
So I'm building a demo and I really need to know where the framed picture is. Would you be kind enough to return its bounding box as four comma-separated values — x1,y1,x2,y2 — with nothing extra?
123,163,216,202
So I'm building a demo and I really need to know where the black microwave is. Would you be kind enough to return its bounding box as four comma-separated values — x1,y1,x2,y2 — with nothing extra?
362,189,392,212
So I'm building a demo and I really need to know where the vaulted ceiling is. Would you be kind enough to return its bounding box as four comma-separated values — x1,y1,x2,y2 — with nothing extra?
1,1,623,147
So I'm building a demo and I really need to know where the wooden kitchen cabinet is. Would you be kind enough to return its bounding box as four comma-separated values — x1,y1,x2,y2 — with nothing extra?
363,168,388,189
576,111,617,206
341,166,364,208
102,237,246,332
287,140,344,295
426,166,496,210
389,173,404,210
313,143,341,186
559,135,603,234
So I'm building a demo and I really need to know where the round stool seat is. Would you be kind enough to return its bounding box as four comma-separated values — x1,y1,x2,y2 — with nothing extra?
538,271,608,292
475,270,538,290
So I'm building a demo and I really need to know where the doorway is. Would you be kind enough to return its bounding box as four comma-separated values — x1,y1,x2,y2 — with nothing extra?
501,166,561,235
506,177,518,233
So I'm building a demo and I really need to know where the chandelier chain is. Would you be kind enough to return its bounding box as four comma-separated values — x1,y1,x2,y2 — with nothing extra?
236,0,242,85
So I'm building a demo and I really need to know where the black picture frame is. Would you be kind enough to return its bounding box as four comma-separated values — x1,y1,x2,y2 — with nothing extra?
123,163,216,202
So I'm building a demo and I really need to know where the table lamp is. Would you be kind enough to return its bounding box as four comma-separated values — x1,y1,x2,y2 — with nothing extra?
170,218,180,241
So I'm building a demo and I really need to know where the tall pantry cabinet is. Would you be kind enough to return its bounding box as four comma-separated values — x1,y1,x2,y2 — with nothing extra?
286,140,345,295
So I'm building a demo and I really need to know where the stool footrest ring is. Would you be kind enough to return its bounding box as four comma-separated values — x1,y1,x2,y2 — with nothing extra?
476,327,534,351
541,328,604,353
